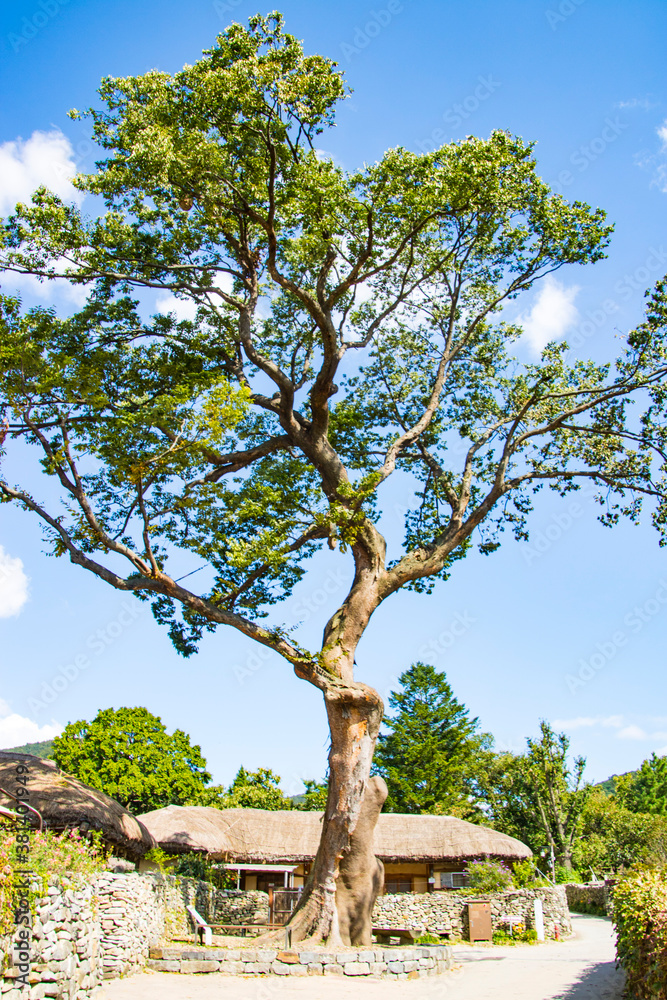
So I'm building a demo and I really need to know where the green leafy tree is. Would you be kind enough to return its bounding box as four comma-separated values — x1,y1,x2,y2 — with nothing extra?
479,725,590,870
52,707,211,813
476,750,546,851
373,662,491,816
2,14,667,943
573,788,667,874
295,779,329,811
616,754,667,816
201,766,291,809
171,851,237,888
523,722,589,870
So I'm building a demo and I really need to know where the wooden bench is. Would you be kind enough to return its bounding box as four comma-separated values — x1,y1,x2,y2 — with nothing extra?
373,927,420,945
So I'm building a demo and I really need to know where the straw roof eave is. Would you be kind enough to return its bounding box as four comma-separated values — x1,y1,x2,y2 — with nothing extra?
0,751,156,861
138,805,532,863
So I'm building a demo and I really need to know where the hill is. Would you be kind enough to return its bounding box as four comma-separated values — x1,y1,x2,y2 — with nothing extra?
2,739,54,759
596,770,636,795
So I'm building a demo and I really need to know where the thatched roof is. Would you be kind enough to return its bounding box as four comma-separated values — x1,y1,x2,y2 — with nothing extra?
0,751,156,861
138,805,531,863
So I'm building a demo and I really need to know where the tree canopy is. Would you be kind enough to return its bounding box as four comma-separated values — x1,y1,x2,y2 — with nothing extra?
373,662,491,815
615,753,667,817
52,706,211,813
295,778,329,811
573,788,667,874
200,765,291,809
478,722,589,870
1,16,666,680
2,12,667,943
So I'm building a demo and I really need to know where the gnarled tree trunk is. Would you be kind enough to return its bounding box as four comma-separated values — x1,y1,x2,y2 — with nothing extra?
336,774,387,945
277,680,384,945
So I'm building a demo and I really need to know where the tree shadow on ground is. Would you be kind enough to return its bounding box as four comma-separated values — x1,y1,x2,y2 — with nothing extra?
553,959,625,1000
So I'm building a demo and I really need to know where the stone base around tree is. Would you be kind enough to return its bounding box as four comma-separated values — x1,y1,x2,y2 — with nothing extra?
147,944,453,979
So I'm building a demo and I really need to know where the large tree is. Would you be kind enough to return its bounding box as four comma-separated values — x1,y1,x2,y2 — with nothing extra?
615,753,667,816
1,14,667,943
573,788,667,874
374,662,491,816
480,723,590,871
200,765,292,809
52,706,211,813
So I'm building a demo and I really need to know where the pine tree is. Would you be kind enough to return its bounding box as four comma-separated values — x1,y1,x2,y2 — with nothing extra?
373,662,491,816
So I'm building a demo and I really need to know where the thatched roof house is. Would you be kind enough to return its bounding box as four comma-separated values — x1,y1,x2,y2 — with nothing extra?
139,805,531,893
0,751,155,861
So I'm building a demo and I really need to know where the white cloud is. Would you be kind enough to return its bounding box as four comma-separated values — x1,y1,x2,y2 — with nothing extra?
555,716,667,744
0,701,62,749
156,274,235,323
656,120,667,193
2,269,90,308
517,276,580,355
0,546,29,618
552,716,598,730
617,725,647,741
0,129,85,217
602,715,624,729
155,292,198,323
552,715,623,731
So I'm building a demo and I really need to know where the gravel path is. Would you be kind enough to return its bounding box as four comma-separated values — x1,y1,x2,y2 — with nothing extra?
99,914,624,1000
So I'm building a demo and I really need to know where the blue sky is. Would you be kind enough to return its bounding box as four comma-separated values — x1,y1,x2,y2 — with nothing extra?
1,0,667,792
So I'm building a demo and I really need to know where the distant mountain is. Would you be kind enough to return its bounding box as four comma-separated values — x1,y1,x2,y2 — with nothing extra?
596,770,636,795
2,739,54,759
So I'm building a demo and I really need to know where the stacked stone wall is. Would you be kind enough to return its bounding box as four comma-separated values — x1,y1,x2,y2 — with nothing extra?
148,943,452,980
1,875,101,1000
564,882,613,916
372,886,572,940
210,889,270,925
1,875,570,996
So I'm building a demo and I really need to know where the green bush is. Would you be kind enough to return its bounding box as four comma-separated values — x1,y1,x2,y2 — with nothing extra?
512,859,550,888
569,900,606,917
415,932,442,945
614,866,667,999
466,859,514,893
172,851,236,889
554,864,582,884
492,923,538,945
492,928,514,944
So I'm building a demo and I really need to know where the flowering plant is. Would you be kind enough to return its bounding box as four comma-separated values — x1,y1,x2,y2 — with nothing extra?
465,858,514,893
0,825,107,934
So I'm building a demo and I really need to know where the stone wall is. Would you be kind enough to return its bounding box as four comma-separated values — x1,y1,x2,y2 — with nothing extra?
131,876,269,931
148,943,452,980
372,886,572,940
96,873,166,978
1,871,261,1000
211,889,270,926
1,875,101,1000
564,882,613,917
1,875,571,998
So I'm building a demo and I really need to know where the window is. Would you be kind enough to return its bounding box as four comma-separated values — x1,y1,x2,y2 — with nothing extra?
384,877,413,894
438,872,468,889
